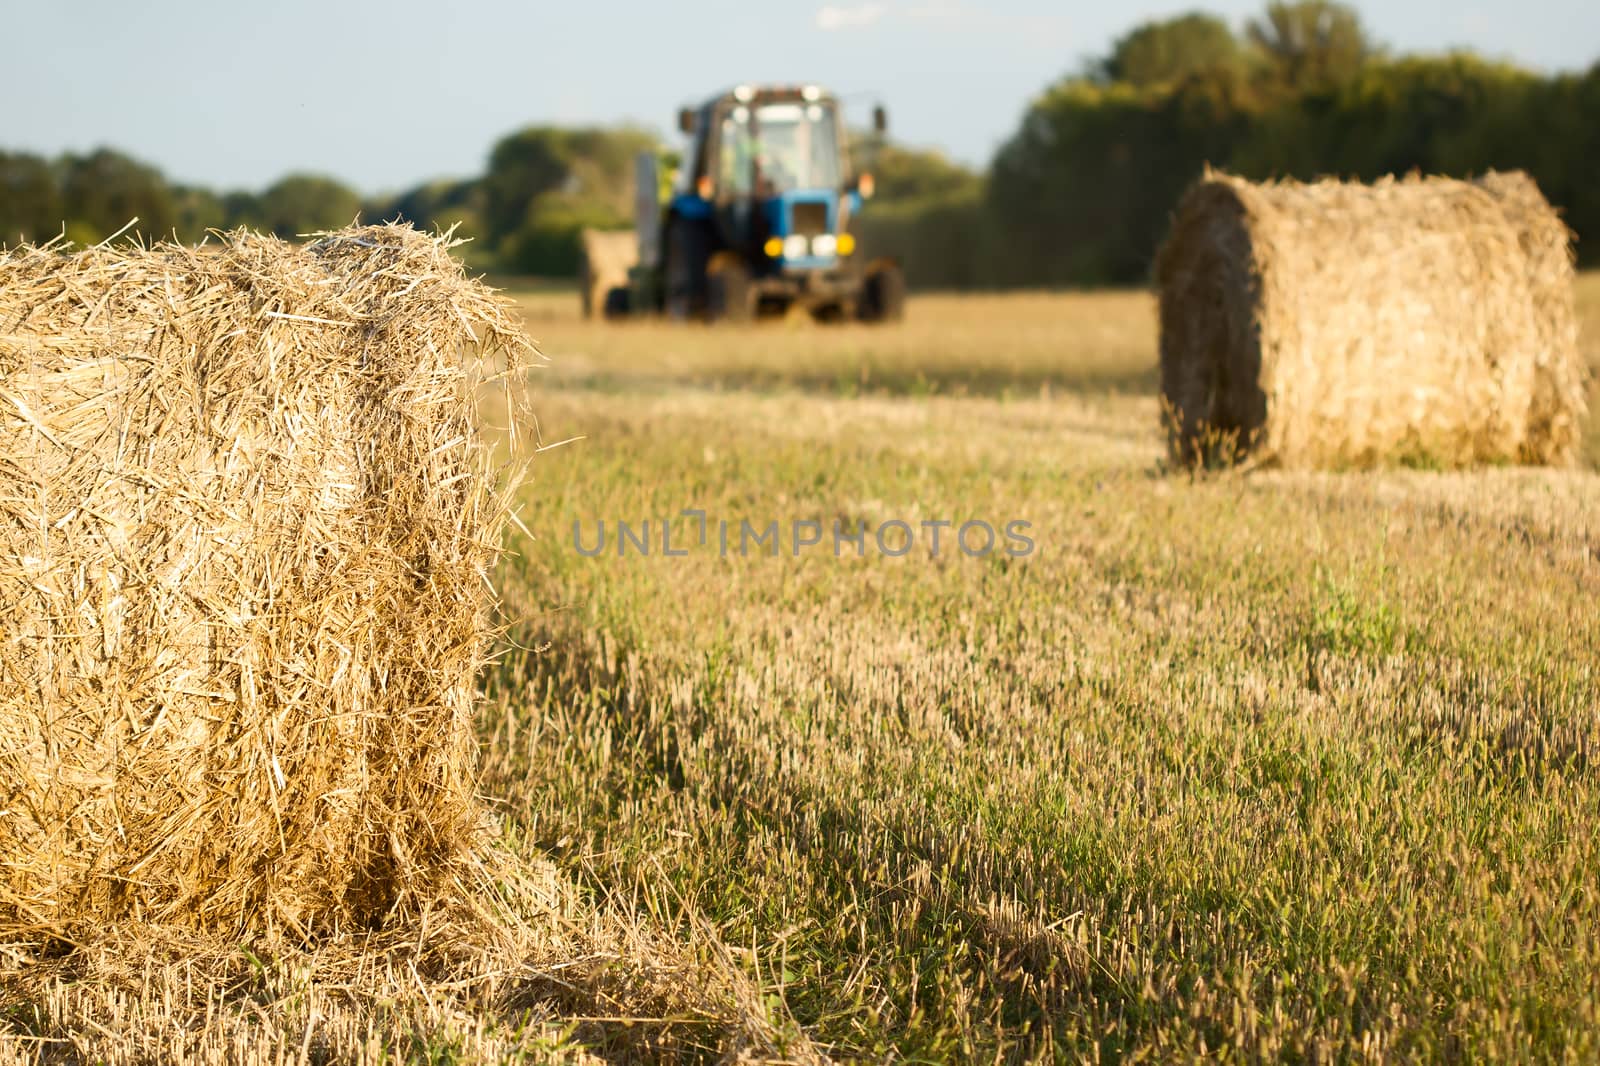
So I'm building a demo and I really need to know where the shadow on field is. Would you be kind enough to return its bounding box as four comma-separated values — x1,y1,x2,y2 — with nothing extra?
478,628,825,1063
480,623,1140,1059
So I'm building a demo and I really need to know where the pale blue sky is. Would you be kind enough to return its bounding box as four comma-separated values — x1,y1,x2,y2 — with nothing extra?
2,0,1594,195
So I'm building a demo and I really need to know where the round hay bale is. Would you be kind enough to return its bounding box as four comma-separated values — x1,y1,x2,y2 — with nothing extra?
0,225,532,940
1474,171,1589,462
578,228,638,319
1155,169,1588,468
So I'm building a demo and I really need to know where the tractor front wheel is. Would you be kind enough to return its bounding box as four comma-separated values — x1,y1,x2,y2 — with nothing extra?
602,285,631,319
858,260,906,324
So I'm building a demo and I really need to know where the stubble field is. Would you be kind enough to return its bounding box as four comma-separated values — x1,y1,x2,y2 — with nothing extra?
4,277,1598,1063
477,276,1600,1060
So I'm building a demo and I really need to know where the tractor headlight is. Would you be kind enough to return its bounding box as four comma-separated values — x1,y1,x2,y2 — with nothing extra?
783,235,809,259
811,234,837,257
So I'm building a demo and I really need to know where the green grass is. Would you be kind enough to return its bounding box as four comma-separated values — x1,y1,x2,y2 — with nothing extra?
475,284,1600,1061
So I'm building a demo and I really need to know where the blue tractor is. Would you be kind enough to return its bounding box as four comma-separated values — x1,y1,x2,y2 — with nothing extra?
606,84,903,324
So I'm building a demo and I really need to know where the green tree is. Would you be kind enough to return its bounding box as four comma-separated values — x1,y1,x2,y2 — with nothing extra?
1544,63,1600,265
374,178,481,231
856,189,995,289
0,151,61,245
219,190,263,230
255,174,362,238
868,143,981,202
1100,12,1249,88
1232,54,1542,180
482,125,658,274
851,141,987,288
58,148,176,243
371,178,496,269
988,77,1253,285
483,126,657,234
170,185,226,242
1247,1,1374,91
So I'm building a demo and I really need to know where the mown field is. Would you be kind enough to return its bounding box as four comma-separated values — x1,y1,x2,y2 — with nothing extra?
3,279,1596,1064
475,276,1600,1060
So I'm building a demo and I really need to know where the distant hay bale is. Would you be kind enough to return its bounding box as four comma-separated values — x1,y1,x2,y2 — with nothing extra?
0,225,532,941
578,228,637,319
1155,169,1588,468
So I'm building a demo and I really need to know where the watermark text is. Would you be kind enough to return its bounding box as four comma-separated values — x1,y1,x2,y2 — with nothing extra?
572,511,1035,559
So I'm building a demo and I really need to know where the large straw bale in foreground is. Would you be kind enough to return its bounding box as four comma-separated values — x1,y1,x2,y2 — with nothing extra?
0,226,530,940
1156,169,1587,467
578,228,638,318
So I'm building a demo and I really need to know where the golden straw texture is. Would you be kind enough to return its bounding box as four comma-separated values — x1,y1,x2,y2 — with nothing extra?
0,225,532,941
1155,169,1588,468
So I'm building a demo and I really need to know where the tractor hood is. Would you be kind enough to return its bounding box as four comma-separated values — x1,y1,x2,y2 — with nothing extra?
764,190,845,269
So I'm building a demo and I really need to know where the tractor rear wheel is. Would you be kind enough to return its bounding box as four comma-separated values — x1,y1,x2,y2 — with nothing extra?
664,217,710,320
706,253,755,323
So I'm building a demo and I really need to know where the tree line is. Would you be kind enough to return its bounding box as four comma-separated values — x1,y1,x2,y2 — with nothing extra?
866,1,1600,287
0,153,369,257
0,128,659,277
3,2,1595,287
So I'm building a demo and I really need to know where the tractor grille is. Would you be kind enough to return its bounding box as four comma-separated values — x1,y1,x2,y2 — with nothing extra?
789,201,829,238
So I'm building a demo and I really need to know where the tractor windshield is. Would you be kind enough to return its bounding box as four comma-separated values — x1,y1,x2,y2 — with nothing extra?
718,101,841,196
